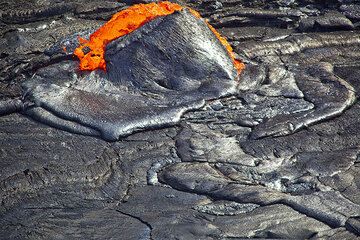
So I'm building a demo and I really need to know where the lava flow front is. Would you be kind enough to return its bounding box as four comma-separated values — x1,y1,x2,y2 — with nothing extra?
74,1,244,74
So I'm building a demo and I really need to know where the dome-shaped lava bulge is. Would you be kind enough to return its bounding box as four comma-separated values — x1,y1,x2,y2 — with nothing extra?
23,2,245,141
73,1,244,74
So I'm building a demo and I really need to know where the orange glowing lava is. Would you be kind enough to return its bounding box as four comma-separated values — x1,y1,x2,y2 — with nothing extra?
74,1,244,74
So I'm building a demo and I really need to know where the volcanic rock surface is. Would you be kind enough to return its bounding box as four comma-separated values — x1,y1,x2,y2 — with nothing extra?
1,0,360,239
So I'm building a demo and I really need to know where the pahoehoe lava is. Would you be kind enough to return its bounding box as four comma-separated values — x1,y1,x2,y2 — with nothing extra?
1,0,360,239
22,9,242,141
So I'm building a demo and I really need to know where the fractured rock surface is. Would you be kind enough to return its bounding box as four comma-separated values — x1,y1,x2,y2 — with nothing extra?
1,0,360,239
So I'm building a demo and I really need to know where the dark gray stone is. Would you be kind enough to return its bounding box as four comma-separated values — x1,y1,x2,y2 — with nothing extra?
299,11,354,31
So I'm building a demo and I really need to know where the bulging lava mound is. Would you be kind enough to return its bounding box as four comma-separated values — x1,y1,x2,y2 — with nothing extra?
73,1,244,74
23,3,245,141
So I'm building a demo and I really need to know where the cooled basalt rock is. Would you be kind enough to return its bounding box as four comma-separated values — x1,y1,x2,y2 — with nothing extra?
22,9,240,141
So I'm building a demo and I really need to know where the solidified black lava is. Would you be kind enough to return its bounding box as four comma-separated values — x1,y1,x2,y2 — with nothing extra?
22,9,239,141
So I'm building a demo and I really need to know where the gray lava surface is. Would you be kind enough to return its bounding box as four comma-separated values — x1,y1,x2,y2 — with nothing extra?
1,0,360,239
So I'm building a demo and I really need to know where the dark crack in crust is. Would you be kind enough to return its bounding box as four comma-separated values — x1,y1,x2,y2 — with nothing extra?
0,0,360,239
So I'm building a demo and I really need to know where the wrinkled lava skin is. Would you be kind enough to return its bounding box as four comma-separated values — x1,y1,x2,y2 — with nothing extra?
23,9,240,141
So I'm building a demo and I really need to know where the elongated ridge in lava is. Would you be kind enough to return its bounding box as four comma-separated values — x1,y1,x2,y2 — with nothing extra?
74,1,245,74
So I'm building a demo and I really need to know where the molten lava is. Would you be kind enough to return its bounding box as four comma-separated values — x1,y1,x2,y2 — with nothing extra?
74,1,244,74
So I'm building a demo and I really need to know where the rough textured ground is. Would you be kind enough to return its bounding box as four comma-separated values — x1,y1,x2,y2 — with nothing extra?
0,0,360,239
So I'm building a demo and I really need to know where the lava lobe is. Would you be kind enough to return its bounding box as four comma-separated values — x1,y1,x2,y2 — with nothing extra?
23,5,244,141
